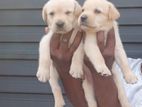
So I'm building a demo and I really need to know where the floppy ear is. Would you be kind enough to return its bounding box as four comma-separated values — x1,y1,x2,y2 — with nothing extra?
108,2,120,20
42,4,48,24
74,1,82,17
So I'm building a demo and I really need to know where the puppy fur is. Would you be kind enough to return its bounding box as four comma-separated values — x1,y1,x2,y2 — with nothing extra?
37,0,97,106
71,0,138,106
36,0,83,107
37,0,138,106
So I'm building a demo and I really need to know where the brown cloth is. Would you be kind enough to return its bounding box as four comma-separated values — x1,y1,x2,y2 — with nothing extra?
50,29,121,107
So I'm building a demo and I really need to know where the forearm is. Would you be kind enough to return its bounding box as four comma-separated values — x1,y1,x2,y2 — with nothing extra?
53,63,88,107
85,59,121,107
49,28,87,107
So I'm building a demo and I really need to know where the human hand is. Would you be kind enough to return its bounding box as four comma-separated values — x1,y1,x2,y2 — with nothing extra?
50,30,83,72
85,28,115,70
101,28,115,69
49,30,88,107
45,27,83,72
84,28,121,107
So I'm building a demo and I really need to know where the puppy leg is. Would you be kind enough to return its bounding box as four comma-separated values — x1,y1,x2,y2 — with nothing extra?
49,63,65,107
69,40,84,78
112,63,131,107
37,32,53,82
82,67,97,107
114,24,137,84
84,35,111,76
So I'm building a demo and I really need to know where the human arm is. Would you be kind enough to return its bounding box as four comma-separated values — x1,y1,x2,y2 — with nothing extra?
85,29,121,107
50,30,88,107
49,28,121,107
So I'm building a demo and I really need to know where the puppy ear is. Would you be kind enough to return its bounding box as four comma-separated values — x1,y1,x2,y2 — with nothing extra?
74,1,82,17
42,4,48,24
108,2,120,20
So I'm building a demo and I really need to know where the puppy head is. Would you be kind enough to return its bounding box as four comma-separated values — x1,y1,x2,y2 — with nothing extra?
42,0,81,34
78,0,120,32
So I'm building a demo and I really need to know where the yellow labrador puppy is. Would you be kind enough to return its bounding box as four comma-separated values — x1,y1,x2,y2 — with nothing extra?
78,0,138,83
37,0,98,106
71,0,137,106
36,0,82,106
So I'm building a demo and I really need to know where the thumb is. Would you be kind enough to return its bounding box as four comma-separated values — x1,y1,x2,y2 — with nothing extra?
69,31,84,54
96,31,105,52
105,28,115,49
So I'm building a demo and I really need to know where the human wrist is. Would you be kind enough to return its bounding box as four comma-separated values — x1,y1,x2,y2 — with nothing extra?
53,62,70,74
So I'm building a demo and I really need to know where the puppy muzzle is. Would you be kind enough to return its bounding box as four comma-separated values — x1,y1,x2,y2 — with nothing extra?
81,15,88,22
79,14,89,26
56,20,65,28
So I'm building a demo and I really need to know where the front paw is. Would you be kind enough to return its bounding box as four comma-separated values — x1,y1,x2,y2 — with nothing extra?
55,100,65,107
69,68,84,79
97,66,112,76
124,72,138,84
55,105,64,107
36,67,50,82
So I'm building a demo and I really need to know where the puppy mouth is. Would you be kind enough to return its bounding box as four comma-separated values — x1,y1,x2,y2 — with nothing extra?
55,27,71,34
56,29,66,33
80,22,96,29
55,26,65,31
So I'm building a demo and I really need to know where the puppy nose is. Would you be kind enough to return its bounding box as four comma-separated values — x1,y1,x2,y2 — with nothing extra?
81,15,87,22
56,21,64,28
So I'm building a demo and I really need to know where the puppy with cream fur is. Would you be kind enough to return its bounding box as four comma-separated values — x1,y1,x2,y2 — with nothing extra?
37,0,137,106
69,0,137,106
36,0,97,107
36,0,82,106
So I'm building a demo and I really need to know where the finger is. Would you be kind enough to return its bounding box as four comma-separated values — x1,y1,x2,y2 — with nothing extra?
45,27,49,34
96,31,105,52
103,28,115,69
83,64,93,83
59,30,73,51
105,28,115,49
69,31,83,54
50,33,60,54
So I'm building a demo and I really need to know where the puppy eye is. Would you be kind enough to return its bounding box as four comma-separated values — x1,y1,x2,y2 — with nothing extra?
94,9,101,14
65,11,71,15
49,12,54,16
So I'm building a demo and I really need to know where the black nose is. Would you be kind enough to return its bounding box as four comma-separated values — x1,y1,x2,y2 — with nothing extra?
56,21,64,28
81,15,87,22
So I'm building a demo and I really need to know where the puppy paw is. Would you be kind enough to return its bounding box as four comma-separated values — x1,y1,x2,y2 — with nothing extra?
124,72,138,84
121,102,131,107
55,105,64,107
97,66,112,76
36,67,50,82
88,100,97,107
69,68,84,79
55,99,65,107
55,106,64,107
